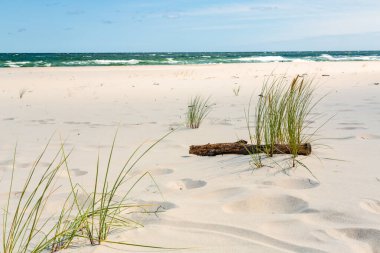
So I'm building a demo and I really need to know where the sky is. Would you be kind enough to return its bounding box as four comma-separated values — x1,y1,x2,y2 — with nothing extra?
1,0,380,52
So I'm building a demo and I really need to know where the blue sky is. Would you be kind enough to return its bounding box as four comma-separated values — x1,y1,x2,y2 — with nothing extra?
1,0,380,52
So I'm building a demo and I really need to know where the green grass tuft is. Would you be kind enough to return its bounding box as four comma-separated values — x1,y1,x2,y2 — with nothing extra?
2,141,72,253
247,74,325,176
186,95,213,129
233,86,241,96
1,131,174,252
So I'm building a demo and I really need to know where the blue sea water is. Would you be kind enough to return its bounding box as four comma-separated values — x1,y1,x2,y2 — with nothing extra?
1,51,380,68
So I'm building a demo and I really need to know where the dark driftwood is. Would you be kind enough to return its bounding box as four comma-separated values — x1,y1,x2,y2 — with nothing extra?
189,140,311,156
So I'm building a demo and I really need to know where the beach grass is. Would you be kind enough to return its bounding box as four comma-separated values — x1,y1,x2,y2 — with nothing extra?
283,75,321,168
18,88,27,99
233,86,241,96
1,131,172,252
248,74,323,174
261,76,288,156
245,95,263,169
1,142,71,253
59,130,171,247
186,95,212,129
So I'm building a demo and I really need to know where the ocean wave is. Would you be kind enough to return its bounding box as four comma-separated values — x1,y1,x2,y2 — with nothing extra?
4,61,31,67
319,54,335,60
61,59,141,65
92,59,140,65
351,56,380,61
318,54,380,61
5,63,21,68
62,61,89,65
1,52,380,68
165,58,179,64
291,59,313,63
236,56,288,62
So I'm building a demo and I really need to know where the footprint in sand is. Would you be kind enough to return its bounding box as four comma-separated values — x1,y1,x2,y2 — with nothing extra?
338,122,365,126
150,168,174,176
31,119,55,125
306,210,361,225
356,133,380,140
223,194,309,214
0,159,13,166
64,121,91,125
359,199,380,214
337,228,380,253
337,126,368,130
324,136,355,140
167,178,207,190
71,168,88,177
263,178,319,190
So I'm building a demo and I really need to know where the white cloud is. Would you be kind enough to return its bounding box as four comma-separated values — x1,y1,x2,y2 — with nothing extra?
159,3,282,19
179,1,380,43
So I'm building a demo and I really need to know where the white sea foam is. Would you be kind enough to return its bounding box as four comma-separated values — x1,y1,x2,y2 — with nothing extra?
291,59,313,63
6,64,21,68
4,61,30,67
92,59,140,65
125,59,140,64
319,54,335,60
319,54,380,61
62,59,140,65
237,56,287,62
166,58,179,64
63,61,88,65
347,56,380,61
319,54,342,61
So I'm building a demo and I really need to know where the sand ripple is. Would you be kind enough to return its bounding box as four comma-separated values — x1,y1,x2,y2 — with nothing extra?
338,228,380,253
360,199,380,214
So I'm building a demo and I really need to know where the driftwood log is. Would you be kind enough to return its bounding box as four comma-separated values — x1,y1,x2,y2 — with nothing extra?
189,140,311,156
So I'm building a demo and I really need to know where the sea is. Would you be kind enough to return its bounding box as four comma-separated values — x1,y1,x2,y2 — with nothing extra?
1,51,380,68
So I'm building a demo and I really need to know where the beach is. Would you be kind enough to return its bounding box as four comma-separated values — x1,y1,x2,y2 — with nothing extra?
0,61,380,252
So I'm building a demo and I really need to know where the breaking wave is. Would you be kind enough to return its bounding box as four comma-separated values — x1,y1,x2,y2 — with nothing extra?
1,51,380,67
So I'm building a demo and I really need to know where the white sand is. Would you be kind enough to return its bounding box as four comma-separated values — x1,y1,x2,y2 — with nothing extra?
0,62,379,252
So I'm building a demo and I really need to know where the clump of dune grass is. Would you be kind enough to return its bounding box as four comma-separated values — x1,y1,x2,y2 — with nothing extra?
186,95,212,129
49,190,84,252
57,130,173,249
233,86,241,96
248,74,324,177
19,88,27,99
260,76,288,156
283,75,322,169
2,131,174,252
1,142,72,253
